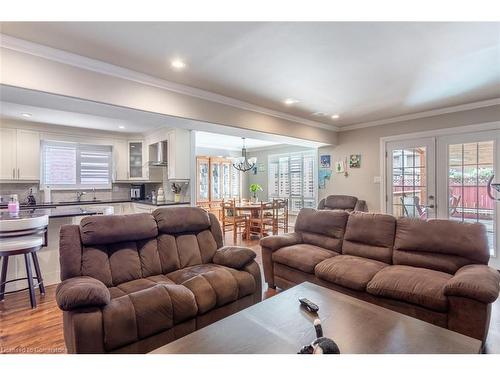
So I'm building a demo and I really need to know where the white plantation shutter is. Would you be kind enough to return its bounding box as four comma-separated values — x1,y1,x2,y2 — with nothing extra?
42,141,112,188
268,150,317,214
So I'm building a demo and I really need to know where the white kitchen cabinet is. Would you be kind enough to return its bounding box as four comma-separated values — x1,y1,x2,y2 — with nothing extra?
113,140,128,181
0,128,40,181
167,129,190,180
0,128,17,180
128,140,149,180
17,129,40,180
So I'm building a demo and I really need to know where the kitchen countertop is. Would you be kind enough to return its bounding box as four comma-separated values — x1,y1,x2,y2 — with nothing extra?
0,207,100,219
134,200,191,206
0,199,190,209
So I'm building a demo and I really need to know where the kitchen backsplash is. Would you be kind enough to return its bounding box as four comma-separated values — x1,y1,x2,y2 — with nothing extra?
0,181,190,204
0,183,132,204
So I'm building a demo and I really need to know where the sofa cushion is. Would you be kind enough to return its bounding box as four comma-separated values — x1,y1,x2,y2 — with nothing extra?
154,207,211,234
342,212,396,263
212,246,256,269
315,255,388,291
324,195,358,210
167,264,256,314
56,276,110,311
294,209,348,252
393,218,489,274
80,213,158,245
272,244,339,273
101,284,197,351
366,265,452,312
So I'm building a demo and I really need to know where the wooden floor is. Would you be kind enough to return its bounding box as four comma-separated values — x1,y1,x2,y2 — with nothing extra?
0,232,499,354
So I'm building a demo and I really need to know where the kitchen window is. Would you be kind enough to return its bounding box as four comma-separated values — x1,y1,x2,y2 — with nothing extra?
41,140,113,189
268,150,317,213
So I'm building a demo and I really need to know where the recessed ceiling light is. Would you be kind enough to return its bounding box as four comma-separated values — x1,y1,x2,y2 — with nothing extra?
331,114,340,120
21,113,32,118
312,112,326,117
171,59,186,70
284,98,299,106
118,125,125,129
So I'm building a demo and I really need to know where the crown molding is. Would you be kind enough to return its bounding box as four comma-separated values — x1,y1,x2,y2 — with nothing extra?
0,34,338,132
338,98,500,132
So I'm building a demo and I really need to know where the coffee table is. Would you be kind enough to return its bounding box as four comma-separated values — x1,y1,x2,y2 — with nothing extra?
151,282,482,354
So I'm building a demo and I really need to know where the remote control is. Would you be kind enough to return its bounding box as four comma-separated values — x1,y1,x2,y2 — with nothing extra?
299,298,319,313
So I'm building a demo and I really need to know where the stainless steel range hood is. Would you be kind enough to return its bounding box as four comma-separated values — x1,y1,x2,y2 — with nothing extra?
148,141,168,167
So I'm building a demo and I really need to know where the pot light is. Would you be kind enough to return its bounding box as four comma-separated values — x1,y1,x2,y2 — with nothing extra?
118,125,125,129
171,59,186,70
284,98,299,106
21,113,32,118
331,114,340,120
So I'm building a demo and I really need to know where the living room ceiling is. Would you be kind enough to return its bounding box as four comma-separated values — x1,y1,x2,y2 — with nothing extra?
1,22,499,128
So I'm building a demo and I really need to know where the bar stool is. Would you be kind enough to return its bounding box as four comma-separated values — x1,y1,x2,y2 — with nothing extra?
0,213,48,308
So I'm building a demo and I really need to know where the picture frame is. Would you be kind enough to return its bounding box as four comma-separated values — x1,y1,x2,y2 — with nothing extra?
320,154,331,168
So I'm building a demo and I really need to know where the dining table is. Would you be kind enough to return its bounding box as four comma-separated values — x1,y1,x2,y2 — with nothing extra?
233,201,272,238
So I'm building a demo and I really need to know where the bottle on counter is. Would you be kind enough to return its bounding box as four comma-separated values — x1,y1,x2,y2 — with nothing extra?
151,190,157,204
44,185,52,203
157,187,166,203
8,194,20,213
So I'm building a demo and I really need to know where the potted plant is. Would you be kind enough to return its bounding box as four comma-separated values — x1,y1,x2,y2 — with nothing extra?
249,183,263,203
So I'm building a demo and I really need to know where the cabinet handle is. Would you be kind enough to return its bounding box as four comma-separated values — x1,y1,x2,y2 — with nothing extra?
17,168,20,179
12,168,15,179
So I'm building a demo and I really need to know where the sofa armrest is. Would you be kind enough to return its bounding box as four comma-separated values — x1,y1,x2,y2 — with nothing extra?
444,265,500,304
260,233,302,252
354,200,368,212
56,276,111,311
212,246,256,269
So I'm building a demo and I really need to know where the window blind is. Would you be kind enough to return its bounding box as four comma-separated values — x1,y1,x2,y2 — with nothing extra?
42,141,112,189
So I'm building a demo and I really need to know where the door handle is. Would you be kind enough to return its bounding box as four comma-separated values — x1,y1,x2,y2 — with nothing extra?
425,204,435,209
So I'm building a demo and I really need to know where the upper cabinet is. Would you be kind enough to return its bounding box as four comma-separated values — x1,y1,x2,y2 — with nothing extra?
113,139,128,181
128,140,147,180
0,128,40,181
167,129,190,180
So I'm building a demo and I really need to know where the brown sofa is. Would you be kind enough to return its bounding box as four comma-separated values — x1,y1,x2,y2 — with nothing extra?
318,195,368,212
261,208,500,343
56,207,262,353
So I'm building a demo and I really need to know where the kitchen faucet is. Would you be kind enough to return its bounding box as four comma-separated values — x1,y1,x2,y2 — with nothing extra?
76,191,86,202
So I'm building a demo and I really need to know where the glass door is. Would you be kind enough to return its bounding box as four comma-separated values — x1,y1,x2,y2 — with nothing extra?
210,159,222,202
386,138,436,219
437,131,499,258
128,141,144,179
196,156,210,203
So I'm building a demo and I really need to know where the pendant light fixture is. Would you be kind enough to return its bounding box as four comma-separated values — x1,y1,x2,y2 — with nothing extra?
232,137,257,172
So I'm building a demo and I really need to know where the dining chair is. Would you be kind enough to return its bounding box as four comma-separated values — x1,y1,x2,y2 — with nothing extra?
220,199,249,242
273,198,289,234
249,201,275,238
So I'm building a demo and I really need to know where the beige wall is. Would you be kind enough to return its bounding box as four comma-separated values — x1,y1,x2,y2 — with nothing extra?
319,105,500,212
0,47,338,145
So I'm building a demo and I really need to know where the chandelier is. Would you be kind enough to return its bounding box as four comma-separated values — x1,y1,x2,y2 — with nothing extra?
232,137,257,172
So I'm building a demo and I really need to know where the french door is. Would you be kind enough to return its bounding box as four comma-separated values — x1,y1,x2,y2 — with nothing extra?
386,137,436,219
385,130,500,265
436,131,499,258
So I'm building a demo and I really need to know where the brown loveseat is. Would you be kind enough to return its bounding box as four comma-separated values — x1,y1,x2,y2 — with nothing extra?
56,207,262,353
318,195,368,212
261,208,500,343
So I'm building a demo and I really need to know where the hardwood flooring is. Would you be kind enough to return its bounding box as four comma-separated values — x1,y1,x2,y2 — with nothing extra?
0,232,498,354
